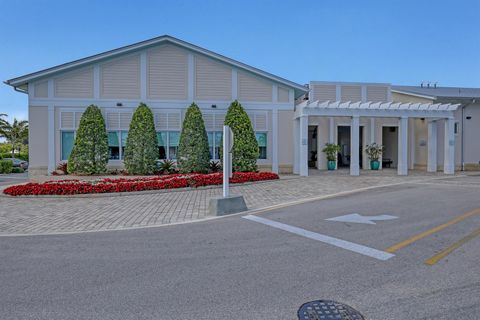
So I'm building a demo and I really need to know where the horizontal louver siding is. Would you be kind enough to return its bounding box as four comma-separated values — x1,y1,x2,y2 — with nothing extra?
60,111,83,129
195,55,232,100
34,81,48,98
238,72,272,102
312,84,336,102
101,55,140,99
105,112,133,130
148,45,188,100
55,67,94,98
277,86,289,102
340,85,362,102
203,112,225,131
247,111,268,131
154,112,181,130
367,86,388,102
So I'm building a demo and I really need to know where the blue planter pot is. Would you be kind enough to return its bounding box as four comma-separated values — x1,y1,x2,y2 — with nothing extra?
370,160,380,170
327,160,336,170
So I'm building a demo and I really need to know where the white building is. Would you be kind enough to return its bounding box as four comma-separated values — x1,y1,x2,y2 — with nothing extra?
4,35,480,177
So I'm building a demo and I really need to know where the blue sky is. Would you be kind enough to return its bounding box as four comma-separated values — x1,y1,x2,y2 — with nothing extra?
1,0,479,122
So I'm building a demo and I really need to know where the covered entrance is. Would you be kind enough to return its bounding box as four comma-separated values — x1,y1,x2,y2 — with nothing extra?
294,100,459,176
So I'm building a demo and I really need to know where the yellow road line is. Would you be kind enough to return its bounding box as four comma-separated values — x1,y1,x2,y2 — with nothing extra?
425,227,480,266
385,208,480,253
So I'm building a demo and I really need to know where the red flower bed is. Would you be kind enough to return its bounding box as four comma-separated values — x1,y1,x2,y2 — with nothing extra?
3,172,279,196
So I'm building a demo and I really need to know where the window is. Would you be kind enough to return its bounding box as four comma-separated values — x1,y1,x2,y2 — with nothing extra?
157,131,180,160
108,131,128,160
256,132,267,159
208,131,223,160
61,131,75,160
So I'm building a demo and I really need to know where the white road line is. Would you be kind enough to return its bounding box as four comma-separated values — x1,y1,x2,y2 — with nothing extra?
242,215,395,261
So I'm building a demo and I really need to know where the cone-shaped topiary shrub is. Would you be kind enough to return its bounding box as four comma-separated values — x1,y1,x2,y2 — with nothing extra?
67,105,108,174
124,103,158,175
224,100,259,172
177,103,210,173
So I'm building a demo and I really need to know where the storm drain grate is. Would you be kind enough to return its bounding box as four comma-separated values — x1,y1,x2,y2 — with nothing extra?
297,300,365,320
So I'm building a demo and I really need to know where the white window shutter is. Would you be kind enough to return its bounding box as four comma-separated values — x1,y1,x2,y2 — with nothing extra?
119,113,132,129
60,112,74,129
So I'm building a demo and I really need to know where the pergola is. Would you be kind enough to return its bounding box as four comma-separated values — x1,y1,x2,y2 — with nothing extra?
293,100,460,176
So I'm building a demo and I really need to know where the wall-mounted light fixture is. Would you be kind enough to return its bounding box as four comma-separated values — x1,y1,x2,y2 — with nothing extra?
211,104,217,109
466,116,472,120
116,102,123,107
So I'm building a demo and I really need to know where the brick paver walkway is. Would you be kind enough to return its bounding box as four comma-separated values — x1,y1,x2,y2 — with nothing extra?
0,170,472,235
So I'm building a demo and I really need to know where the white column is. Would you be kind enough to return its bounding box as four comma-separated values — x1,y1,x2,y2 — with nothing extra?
398,117,408,175
350,115,360,176
299,115,309,176
329,117,335,143
427,120,437,172
444,118,455,174
272,109,278,173
409,119,415,170
293,118,300,174
370,118,375,143
47,105,55,175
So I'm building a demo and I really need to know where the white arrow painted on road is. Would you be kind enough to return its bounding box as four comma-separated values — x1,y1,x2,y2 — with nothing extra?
326,213,398,225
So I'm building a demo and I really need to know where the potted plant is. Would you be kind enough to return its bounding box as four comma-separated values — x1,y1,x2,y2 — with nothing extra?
365,143,384,170
322,143,341,170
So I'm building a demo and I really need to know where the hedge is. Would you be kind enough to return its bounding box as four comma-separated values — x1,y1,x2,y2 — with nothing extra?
224,100,259,172
67,105,108,174
177,103,210,173
123,103,158,175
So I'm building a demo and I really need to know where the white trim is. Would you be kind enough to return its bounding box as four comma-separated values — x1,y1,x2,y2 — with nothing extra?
289,88,294,103
444,118,455,174
350,116,360,176
409,119,415,170
187,53,195,101
335,85,341,101
391,89,436,100
299,115,308,176
361,85,367,102
329,117,335,143
272,109,278,173
93,65,100,99
232,68,238,100
311,80,391,87
47,79,54,98
140,52,147,100
47,105,55,174
28,82,35,100
427,120,437,172
272,84,278,103
398,117,409,175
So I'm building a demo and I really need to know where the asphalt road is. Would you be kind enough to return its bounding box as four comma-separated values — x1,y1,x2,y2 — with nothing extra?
1,176,479,319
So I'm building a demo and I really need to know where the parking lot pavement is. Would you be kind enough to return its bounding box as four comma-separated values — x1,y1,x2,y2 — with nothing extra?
1,175,479,319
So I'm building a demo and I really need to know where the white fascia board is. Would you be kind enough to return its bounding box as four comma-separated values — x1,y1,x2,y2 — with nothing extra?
7,35,308,95
310,80,391,87
391,89,436,100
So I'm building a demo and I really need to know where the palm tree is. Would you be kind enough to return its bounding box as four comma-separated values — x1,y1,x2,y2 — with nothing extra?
0,117,29,158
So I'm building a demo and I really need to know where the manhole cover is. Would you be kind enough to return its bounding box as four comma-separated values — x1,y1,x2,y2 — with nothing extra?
297,300,365,320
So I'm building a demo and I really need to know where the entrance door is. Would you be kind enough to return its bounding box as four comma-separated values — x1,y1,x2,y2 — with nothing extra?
382,126,398,168
337,126,363,168
308,126,318,168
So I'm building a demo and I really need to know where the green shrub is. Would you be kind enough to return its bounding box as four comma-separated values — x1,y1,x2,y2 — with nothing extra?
11,167,24,173
224,100,259,172
0,160,13,174
157,159,176,174
67,105,109,174
124,103,158,175
177,103,210,173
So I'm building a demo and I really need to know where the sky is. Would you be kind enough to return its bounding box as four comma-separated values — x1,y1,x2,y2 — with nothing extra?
1,0,479,122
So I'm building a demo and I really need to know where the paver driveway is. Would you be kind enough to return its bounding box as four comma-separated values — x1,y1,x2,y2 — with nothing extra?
0,170,471,235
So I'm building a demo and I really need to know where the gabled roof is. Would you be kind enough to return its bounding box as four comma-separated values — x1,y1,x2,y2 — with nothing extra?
392,85,480,100
5,35,308,97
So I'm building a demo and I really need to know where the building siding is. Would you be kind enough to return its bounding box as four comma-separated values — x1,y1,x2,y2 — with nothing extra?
101,54,140,99
277,86,289,102
28,106,49,171
147,45,188,100
311,84,336,102
340,85,362,102
54,67,94,98
238,71,272,102
34,81,48,98
367,86,388,102
194,55,232,100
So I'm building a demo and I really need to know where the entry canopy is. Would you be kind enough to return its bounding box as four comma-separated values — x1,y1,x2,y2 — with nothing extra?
295,100,460,119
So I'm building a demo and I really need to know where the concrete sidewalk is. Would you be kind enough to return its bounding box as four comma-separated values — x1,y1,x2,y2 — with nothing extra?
0,170,467,235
